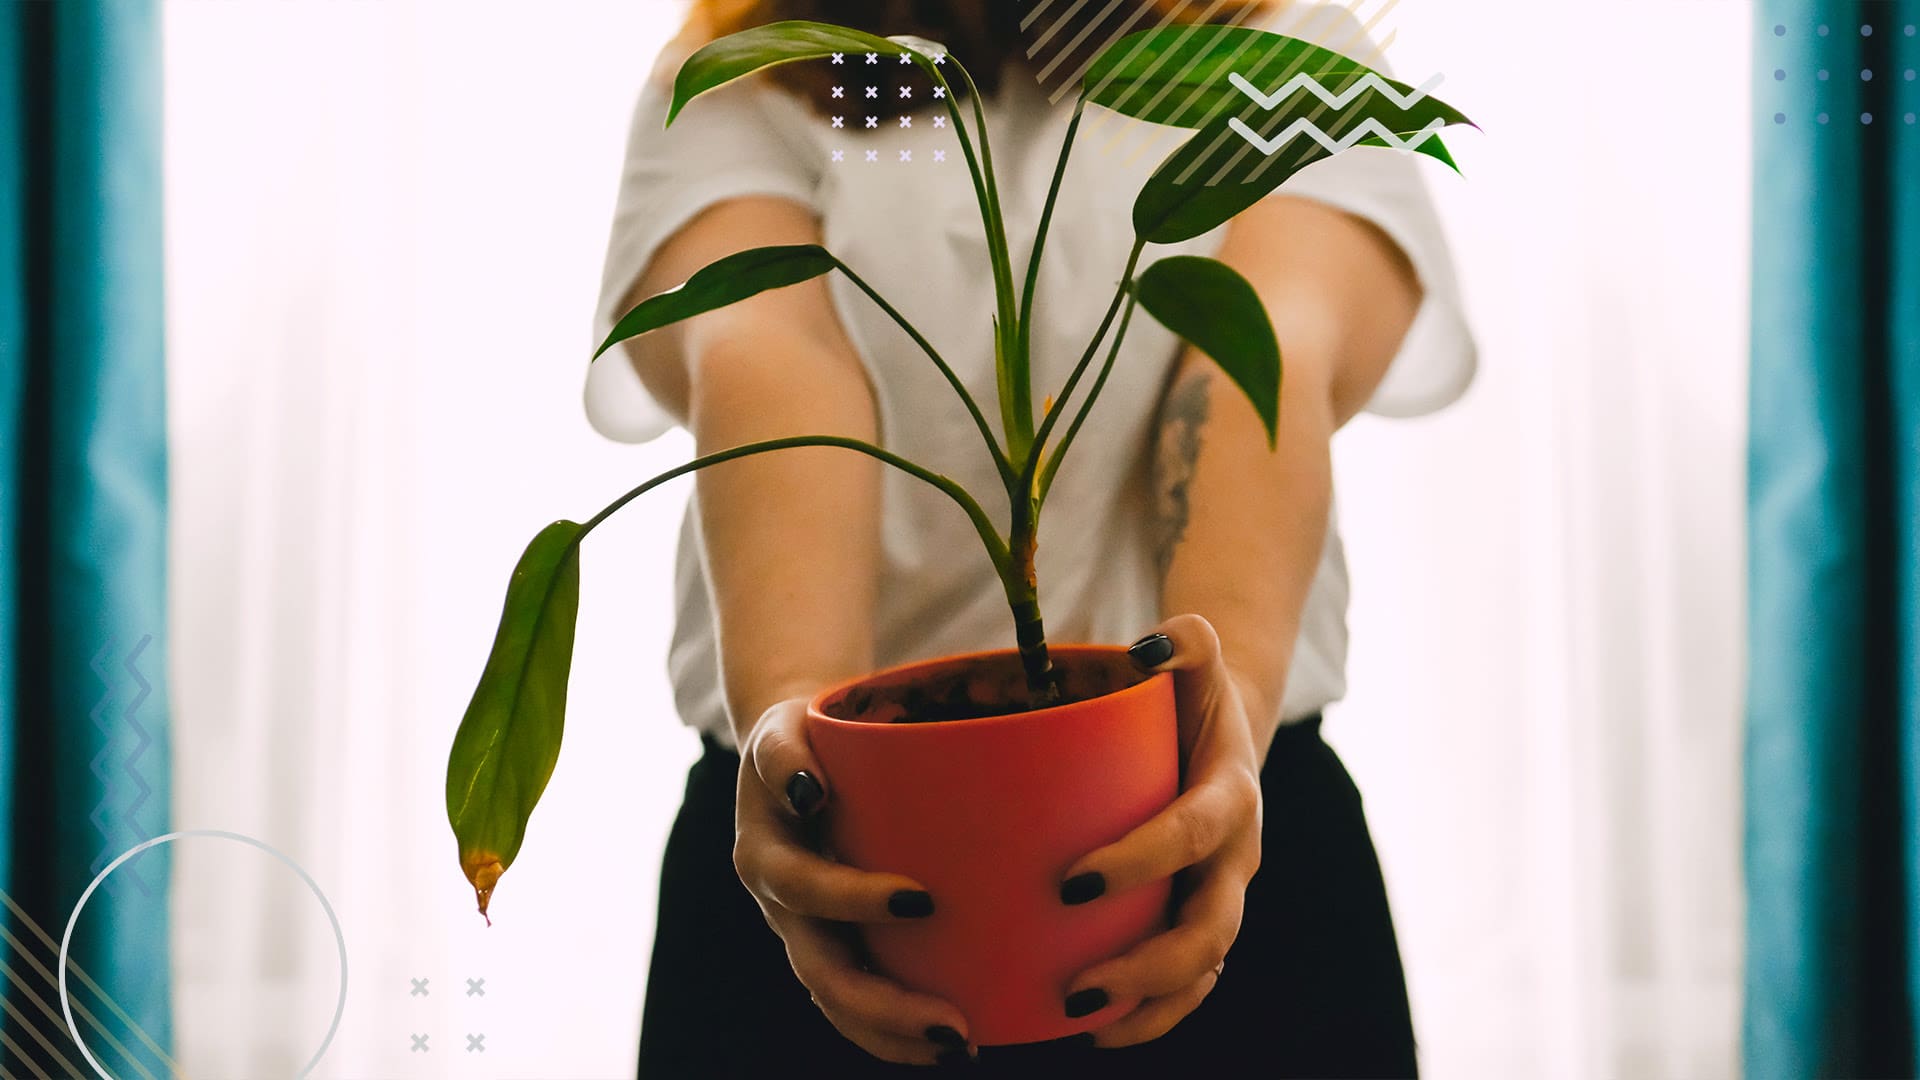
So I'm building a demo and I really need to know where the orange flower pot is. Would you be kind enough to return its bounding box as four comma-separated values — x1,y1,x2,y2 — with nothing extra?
805,644,1179,1046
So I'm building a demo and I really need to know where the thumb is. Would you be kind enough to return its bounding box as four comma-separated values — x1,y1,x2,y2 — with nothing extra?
743,697,831,820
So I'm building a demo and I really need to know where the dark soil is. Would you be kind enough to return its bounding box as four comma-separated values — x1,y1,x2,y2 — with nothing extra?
824,650,1143,726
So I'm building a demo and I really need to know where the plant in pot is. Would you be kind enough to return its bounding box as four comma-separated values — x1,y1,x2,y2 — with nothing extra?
445,18,1470,1046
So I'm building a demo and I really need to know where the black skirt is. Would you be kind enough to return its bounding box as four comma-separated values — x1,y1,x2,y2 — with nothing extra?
637,715,1417,1078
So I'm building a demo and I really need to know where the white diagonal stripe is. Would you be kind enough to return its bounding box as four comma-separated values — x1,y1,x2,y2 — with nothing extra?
1021,0,1059,31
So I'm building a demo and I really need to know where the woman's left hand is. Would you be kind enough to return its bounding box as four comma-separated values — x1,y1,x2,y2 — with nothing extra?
1057,613,1265,1047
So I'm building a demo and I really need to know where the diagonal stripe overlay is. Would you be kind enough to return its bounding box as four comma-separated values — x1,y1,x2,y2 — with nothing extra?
1,888,187,1078
2,932,162,1080
0,991,84,1077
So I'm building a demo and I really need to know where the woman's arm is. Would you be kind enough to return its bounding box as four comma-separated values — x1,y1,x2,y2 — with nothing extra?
1156,194,1420,757
623,196,882,738
1059,194,1421,1047
618,196,976,1065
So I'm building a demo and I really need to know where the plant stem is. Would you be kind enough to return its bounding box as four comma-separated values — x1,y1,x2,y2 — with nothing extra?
832,257,1014,485
1017,97,1087,368
934,59,1028,462
1040,289,1140,501
577,435,1010,575
1021,238,1146,498
1008,593,1060,707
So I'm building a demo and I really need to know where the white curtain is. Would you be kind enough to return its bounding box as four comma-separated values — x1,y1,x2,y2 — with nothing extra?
163,2,1748,1077
1325,4,1750,1077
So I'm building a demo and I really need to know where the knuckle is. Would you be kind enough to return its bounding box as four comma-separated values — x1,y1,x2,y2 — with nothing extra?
805,970,848,1016
1171,804,1214,866
1228,772,1260,818
730,837,758,888
1204,923,1239,969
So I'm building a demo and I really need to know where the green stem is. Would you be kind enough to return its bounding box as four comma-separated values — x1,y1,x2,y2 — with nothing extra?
1021,238,1146,497
1017,97,1086,368
1040,289,1139,501
577,435,1010,574
934,59,1027,461
1007,593,1060,706
832,257,1013,485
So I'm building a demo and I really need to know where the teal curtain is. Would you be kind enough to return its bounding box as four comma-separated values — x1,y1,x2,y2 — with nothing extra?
1,0,172,1075
1747,1,1920,1077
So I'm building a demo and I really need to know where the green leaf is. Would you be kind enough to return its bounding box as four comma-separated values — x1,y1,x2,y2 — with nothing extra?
669,20,935,125
1135,256,1281,447
1100,24,1473,244
1085,24,1471,132
593,245,839,360
445,519,584,922
1133,106,1461,244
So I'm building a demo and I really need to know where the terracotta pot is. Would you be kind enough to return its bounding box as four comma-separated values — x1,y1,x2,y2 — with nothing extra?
805,644,1179,1046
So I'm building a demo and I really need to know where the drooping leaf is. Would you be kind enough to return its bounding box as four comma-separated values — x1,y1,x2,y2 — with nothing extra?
1135,256,1281,447
446,520,584,921
669,20,937,125
1132,103,1463,244
593,245,839,360
1084,24,1472,133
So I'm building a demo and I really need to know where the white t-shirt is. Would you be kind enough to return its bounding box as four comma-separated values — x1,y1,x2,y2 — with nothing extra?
587,8,1475,750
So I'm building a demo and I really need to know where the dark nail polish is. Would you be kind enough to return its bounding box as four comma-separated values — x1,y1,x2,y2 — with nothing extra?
1060,871,1106,905
935,1047,974,1067
786,771,823,817
1127,633,1174,669
1069,1032,1098,1049
888,889,935,918
926,1024,967,1049
1064,987,1109,1018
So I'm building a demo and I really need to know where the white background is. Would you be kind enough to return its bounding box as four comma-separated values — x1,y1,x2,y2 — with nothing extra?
161,1,1750,1077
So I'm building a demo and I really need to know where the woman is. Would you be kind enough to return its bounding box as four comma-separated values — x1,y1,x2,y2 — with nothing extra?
586,1,1475,1074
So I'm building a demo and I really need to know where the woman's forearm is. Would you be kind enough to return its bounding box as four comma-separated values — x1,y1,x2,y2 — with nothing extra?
688,325,883,746
1155,356,1332,759
1154,196,1420,759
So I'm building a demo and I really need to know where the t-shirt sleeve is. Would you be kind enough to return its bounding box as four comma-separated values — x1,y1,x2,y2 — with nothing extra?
585,49,823,444
1254,5,1478,418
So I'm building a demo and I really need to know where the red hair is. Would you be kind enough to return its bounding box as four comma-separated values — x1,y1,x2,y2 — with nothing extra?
677,1,1275,102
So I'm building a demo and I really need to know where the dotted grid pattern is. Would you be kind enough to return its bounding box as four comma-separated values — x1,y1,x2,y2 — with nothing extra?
1768,19,1919,126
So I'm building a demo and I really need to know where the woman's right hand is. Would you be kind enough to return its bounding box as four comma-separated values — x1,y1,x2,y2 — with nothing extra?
733,696,977,1065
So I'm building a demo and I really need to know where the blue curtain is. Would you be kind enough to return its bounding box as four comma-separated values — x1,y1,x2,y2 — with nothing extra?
0,0,172,1075
1748,1,1920,1077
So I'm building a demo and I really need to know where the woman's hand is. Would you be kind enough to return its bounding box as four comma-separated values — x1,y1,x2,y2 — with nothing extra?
732,696,978,1065
1058,614,1265,1046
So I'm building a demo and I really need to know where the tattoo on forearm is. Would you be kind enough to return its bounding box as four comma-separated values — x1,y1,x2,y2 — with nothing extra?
1152,369,1211,580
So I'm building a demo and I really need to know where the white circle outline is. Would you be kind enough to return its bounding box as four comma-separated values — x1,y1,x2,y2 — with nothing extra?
59,829,349,1079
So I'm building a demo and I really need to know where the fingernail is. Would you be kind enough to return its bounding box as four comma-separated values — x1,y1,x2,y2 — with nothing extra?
925,1024,967,1049
1127,633,1173,669
1060,871,1106,905
786,771,823,817
935,1047,975,1066
1070,1031,1098,1048
1064,987,1109,1018
888,889,935,918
